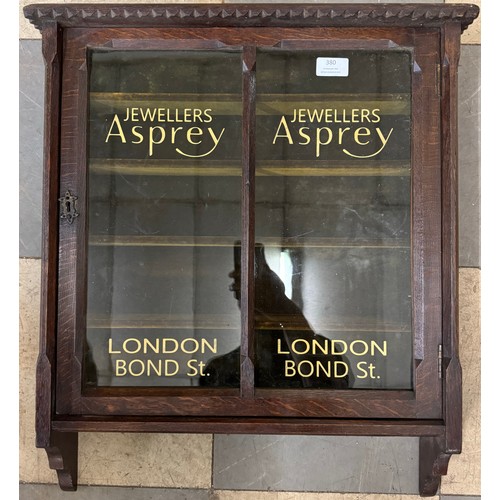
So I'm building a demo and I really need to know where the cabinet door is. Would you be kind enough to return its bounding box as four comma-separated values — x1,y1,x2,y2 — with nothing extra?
56,27,442,419
85,47,243,390
252,47,412,391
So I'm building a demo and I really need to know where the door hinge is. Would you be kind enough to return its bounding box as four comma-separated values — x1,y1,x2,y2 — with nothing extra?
438,344,443,379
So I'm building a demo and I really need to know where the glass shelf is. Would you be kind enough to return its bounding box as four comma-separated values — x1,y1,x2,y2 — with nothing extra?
88,235,410,249
89,159,410,177
91,91,410,117
87,312,410,334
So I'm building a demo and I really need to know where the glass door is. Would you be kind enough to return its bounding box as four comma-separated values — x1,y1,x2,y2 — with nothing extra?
85,48,243,388
57,27,442,418
252,48,412,390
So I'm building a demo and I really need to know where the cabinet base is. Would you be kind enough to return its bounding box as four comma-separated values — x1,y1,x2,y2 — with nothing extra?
419,435,452,496
40,429,456,496
45,431,78,491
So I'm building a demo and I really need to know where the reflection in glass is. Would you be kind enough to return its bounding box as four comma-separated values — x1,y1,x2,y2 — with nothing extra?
201,243,351,388
85,49,242,387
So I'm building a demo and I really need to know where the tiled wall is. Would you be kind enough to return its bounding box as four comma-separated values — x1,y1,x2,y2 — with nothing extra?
19,1,481,498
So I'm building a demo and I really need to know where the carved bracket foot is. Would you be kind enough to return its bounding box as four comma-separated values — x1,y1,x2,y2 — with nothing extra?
419,435,452,496
45,431,78,491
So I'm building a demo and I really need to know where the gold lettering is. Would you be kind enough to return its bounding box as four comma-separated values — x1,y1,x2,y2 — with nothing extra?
297,360,315,377
143,338,160,354
201,338,217,354
310,338,328,355
338,127,350,145
186,359,199,376
350,340,369,356
376,127,394,148
371,341,387,356
115,359,127,376
277,338,290,354
343,127,394,159
181,338,198,354
273,116,294,144
291,339,310,355
317,360,332,378
186,127,203,145
334,362,349,378
147,359,162,376
354,127,371,145
361,108,371,122
129,359,145,376
105,115,126,143
193,108,202,122
131,126,144,144
140,108,156,121
332,340,347,355
285,360,296,377
308,109,324,122
108,338,121,354
284,360,348,378
298,127,311,145
149,126,166,156
170,126,183,143
162,338,179,354
203,109,213,122
316,127,333,157
175,127,225,158
123,338,141,354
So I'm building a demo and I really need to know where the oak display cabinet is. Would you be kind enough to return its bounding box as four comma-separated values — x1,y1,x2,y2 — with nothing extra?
24,3,479,496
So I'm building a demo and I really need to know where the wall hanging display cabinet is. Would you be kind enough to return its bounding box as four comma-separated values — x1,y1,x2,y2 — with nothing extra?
24,3,479,496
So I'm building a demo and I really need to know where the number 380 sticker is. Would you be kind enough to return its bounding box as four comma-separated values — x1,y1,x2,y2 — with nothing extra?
316,57,349,77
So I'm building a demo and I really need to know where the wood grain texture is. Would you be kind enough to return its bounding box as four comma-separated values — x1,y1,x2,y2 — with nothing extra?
440,21,463,456
36,21,61,449
419,436,451,496
45,432,78,491
54,24,444,420
26,5,477,492
240,45,256,398
53,416,445,436
410,28,442,419
23,3,480,31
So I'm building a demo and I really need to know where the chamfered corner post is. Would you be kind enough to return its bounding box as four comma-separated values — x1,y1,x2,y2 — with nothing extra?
45,431,79,491
419,435,452,497
418,17,464,498
36,18,79,491
440,19,463,459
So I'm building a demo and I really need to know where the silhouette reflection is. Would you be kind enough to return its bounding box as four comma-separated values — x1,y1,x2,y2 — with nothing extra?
200,243,351,388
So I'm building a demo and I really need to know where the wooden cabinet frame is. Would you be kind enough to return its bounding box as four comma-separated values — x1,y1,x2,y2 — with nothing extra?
24,3,479,496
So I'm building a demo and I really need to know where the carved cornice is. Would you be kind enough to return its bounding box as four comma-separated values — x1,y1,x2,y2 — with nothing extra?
24,3,480,32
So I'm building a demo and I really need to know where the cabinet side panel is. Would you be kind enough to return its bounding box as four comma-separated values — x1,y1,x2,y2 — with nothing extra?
441,21,463,454
36,21,62,446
